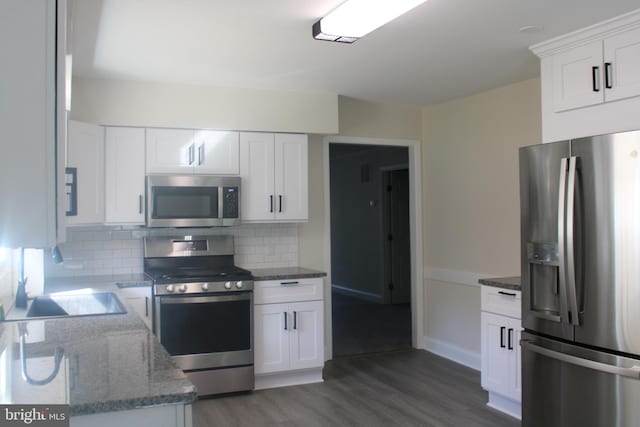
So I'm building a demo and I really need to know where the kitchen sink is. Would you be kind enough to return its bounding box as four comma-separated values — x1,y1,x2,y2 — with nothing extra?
25,292,127,319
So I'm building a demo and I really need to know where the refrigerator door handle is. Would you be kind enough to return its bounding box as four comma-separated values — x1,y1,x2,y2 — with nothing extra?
565,156,580,325
521,340,640,379
558,157,570,325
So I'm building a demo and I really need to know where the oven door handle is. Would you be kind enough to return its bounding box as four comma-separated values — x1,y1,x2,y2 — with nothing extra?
158,293,251,304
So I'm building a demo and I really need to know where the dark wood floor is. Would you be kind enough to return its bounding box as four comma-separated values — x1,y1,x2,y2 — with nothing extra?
193,350,521,427
332,292,412,356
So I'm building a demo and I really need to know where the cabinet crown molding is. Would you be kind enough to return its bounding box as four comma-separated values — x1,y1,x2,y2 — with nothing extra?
530,8,640,58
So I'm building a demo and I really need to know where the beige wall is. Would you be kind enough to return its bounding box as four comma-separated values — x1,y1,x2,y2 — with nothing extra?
71,77,339,134
297,135,325,270
421,78,541,362
338,96,422,140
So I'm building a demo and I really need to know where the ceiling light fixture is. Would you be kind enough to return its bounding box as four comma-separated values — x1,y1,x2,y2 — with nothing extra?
313,0,428,43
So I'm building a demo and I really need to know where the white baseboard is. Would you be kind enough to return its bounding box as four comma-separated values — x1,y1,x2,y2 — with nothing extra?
422,336,481,371
487,392,521,420
255,368,324,390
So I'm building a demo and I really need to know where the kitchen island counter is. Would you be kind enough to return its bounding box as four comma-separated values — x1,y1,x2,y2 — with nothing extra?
0,277,195,419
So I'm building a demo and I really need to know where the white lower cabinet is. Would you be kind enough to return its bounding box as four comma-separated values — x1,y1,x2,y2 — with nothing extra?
254,278,324,389
71,403,192,427
118,286,152,330
480,286,522,419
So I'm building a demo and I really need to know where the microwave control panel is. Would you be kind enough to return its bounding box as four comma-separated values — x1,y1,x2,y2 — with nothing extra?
222,187,239,218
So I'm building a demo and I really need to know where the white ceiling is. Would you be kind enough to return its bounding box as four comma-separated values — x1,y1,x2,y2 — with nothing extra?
71,0,640,106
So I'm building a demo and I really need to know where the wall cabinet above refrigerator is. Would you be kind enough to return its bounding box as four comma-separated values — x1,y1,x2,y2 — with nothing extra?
531,9,640,143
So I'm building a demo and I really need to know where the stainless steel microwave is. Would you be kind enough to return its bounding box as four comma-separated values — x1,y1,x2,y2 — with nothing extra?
146,175,241,227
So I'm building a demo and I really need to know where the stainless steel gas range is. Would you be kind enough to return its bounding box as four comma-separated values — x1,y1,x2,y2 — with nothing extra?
144,235,254,396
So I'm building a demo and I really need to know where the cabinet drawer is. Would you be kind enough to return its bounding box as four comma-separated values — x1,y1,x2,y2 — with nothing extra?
481,286,521,319
254,278,323,305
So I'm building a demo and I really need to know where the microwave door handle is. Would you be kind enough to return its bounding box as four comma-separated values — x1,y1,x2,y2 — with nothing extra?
218,187,224,219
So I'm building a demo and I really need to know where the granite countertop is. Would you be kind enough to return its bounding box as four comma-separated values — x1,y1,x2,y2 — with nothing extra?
478,276,521,291
251,267,327,281
0,276,195,416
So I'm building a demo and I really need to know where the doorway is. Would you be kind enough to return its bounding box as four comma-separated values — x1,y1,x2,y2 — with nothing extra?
329,144,412,357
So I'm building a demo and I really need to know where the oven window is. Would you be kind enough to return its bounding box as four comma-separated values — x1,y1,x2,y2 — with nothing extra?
152,186,218,219
160,297,250,355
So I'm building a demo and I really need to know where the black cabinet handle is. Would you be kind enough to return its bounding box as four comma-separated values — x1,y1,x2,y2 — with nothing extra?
592,66,600,92
283,312,288,330
269,195,274,213
498,291,516,297
278,195,283,213
293,311,297,330
508,328,513,350
145,296,149,317
280,281,299,286
605,62,613,89
139,195,144,214
500,326,506,348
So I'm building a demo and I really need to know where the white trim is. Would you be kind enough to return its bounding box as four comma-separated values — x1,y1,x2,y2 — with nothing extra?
487,392,522,420
530,8,640,57
422,336,481,371
255,368,323,390
323,135,423,360
423,266,514,288
332,284,383,303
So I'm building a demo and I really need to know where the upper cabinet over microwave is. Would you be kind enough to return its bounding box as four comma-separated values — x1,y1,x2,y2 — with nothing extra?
146,128,240,175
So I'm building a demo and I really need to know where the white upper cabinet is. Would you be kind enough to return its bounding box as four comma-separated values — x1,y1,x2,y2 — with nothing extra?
66,120,105,226
193,130,240,174
531,9,640,142
146,128,194,174
0,0,65,247
105,127,146,224
552,41,604,112
603,26,640,103
146,128,239,175
240,132,308,222
274,134,309,222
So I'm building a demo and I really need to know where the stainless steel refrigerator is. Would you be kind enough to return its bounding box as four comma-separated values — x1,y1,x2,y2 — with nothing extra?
520,129,640,427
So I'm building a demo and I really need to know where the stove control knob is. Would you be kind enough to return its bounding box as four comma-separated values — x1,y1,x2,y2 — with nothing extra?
201,283,209,291
236,281,243,289
179,284,187,293
166,285,175,293
224,281,232,290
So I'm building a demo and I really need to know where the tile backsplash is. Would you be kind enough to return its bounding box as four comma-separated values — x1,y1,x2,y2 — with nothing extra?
45,224,299,278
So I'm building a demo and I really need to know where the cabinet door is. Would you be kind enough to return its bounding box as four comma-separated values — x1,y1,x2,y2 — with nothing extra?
67,120,104,225
481,312,510,397
603,26,640,103
193,130,239,174
508,323,522,402
254,303,290,374
0,0,58,247
274,134,308,221
240,132,275,221
118,286,152,330
105,127,146,224
552,41,604,112
289,300,324,370
146,128,195,173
